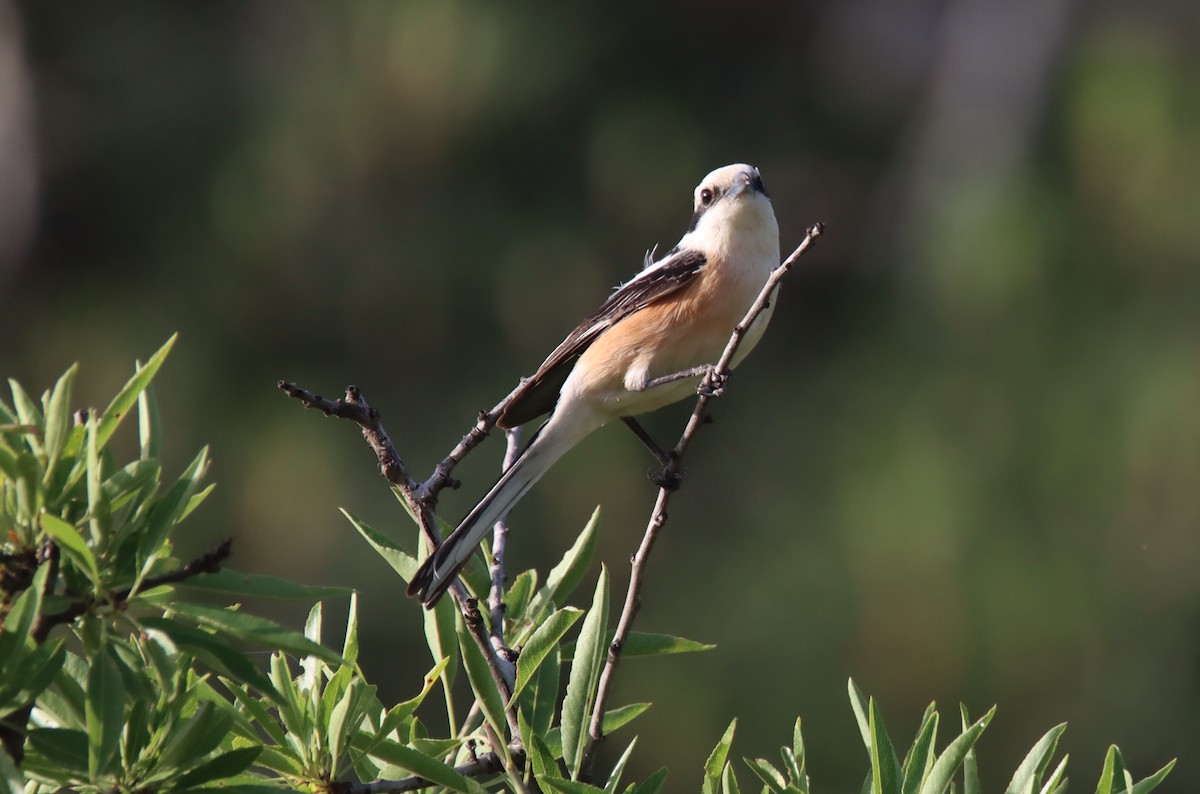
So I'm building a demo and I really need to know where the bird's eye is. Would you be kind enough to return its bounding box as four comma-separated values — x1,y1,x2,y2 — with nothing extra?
700,188,714,206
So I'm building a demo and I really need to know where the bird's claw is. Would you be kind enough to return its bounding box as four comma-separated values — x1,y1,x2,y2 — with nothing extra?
648,464,685,491
698,369,729,398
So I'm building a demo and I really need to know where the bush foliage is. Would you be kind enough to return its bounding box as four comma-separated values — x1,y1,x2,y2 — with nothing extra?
0,341,1176,792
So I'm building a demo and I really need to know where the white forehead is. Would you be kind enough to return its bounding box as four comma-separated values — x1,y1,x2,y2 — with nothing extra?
695,163,756,194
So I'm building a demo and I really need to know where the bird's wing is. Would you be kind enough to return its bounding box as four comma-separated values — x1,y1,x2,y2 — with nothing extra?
497,247,707,429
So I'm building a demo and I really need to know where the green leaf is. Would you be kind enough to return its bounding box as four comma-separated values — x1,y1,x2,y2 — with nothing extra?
268,652,309,737
780,747,802,789
722,761,742,794
137,367,162,461
959,706,981,794
900,705,939,794
100,458,160,511
454,612,510,740
792,716,809,794
1096,745,1121,794
239,742,298,778
159,701,234,772
319,663,352,727
868,697,902,794
13,451,42,524
0,564,48,653
179,482,216,523
0,444,17,481
169,746,263,789
8,379,44,442
407,737,464,758
425,593,459,690
142,617,276,698
95,334,176,452
360,740,479,792
26,728,89,776
563,630,715,660
300,600,324,693
179,568,353,600
168,601,344,666
528,510,597,623
523,715,559,781
605,737,638,794
42,363,78,480
220,679,288,746
342,591,360,663
504,569,538,624
530,643,561,737
620,631,715,658
327,677,358,770
0,739,23,794
599,702,650,735
1039,755,1069,794
40,514,101,591
119,697,149,774
3,640,66,714
542,778,608,793
848,678,872,748
547,704,650,759
85,647,125,779
42,653,88,729
1126,757,1176,794
544,507,600,607
1004,723,1066,794
510,607,583,705
704,719,738,794
917,706,994,794
373,657,449,741
135,446,210,587
85,416,107,545
343,508,416,579
627,767,668,794
744,757,787,793
561,565,609,778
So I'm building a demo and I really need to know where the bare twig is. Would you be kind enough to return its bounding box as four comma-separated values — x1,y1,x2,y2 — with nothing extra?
579,223,825,775
489,428,522,642
278,381,524,751
32,537,234,642
416,380,527,506
277,383,437,538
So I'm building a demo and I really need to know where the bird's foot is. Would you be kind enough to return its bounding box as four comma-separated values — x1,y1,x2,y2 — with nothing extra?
648,461,685,491
698,368,730,398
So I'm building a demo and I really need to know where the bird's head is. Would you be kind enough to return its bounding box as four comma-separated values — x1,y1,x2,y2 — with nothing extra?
684,164,777,248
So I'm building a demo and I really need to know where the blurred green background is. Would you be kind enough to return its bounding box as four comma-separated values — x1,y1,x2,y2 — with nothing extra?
1,1,1196,789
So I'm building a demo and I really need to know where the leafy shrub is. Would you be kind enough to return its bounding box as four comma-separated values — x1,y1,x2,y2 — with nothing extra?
0,340,1176,792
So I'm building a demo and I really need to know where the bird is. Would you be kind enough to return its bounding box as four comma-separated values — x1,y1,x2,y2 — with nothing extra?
407,163,781,606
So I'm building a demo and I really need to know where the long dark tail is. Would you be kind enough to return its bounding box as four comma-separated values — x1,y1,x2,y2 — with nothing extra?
407,422,576,607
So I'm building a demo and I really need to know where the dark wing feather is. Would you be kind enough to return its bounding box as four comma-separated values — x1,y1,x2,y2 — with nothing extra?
497,248,706,429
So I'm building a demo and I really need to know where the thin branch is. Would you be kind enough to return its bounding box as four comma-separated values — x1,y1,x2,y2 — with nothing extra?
415,379,527,506
489,428,522,642
32,537,234,643
277,383,437,537
278,381,524,752
579,223,824,775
